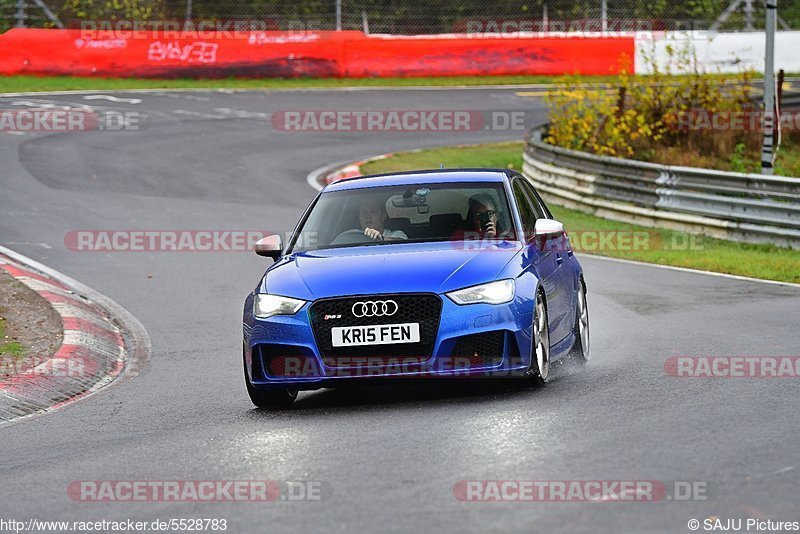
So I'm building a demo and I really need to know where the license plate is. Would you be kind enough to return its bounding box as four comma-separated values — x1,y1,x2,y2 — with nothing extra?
331,323,420,347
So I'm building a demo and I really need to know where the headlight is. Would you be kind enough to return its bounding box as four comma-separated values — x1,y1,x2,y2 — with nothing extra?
253,294,306,319
446,279,515,305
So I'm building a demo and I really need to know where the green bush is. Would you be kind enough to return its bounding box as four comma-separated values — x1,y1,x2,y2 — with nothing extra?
545,41,756,160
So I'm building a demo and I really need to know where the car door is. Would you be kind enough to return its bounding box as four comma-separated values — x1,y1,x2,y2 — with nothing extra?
521,180,577,343
510,178,561,342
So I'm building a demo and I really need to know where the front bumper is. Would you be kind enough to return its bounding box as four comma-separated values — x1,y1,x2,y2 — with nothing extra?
243,292,534,390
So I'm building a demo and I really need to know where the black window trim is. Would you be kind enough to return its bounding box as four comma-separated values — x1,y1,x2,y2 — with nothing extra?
521,179,553,220
510,177,539,242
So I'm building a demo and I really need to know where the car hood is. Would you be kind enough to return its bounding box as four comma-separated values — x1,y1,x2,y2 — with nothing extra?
261,241,523,300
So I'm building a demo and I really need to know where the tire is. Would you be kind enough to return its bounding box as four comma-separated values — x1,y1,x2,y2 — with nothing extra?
526,290,550,386
243,354,297,409
567,278,590,362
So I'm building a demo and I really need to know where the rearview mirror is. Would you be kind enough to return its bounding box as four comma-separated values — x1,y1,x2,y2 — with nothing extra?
533,219,564,239
254,235,283,259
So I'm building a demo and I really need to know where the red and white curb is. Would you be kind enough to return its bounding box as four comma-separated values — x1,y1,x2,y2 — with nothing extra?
306,153,395,191
0,246,149,426
305,145,463,190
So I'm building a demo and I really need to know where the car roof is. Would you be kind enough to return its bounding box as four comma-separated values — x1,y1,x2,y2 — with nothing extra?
323,169,515,192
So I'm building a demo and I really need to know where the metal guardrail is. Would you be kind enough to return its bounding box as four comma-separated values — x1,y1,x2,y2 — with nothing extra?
522,125,800,248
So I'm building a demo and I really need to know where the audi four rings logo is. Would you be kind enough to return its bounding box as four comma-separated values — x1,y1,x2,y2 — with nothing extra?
352,300,399,318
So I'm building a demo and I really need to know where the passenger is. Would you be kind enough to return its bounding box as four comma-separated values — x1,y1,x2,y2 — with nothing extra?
465,194,500,238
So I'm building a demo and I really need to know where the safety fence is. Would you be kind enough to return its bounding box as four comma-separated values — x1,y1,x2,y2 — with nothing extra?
3,0,799,35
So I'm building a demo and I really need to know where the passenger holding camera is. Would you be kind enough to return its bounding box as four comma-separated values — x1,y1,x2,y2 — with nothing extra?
466,194,500,239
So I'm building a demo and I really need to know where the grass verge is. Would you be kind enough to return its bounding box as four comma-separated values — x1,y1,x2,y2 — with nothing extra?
1,72,786,94
637,136,800,178
0,318,24,358
360,141,800,284
0,74,620,93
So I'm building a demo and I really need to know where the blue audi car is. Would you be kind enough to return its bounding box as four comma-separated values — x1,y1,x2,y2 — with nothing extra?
243,169,589,408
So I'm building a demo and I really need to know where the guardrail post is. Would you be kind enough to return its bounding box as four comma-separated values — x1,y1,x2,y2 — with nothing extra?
761,0,777,175
14,0,25,28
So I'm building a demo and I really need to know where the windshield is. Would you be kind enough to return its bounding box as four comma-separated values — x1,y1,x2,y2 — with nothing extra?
289,182,517,253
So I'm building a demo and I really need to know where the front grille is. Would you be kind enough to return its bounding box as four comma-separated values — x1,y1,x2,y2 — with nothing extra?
309,294,442,366
451,331,505,367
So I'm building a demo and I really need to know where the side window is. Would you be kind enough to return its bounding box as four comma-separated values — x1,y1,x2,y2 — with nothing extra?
519,180,548,220
512,180,537,240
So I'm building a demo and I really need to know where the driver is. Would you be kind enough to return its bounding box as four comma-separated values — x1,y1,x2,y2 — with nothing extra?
337,198,408,242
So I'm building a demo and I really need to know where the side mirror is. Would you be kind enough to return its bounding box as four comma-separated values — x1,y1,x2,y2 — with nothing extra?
533,219,564,240
254,235,283,259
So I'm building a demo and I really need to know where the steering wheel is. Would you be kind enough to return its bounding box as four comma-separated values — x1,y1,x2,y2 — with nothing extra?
330,228,373,245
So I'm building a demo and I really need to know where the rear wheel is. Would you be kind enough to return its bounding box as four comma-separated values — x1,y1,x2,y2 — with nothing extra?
243,354,297,409
526,290,550,386
568,279,590,362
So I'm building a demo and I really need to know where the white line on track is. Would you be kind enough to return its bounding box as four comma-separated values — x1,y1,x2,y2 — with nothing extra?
8,99,95,111
82,94,142,104
583,253,800,289
172,109,226,119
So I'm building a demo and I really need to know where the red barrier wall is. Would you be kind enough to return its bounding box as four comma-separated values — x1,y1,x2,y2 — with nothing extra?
0,29,633,78
342,35,633,77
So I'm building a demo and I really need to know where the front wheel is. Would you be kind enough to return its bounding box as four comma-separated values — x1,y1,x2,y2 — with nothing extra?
567,279,590,362
244,356,297,409
526,290,550,386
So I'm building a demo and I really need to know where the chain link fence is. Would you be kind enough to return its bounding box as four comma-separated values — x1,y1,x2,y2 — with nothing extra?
2,1,799,35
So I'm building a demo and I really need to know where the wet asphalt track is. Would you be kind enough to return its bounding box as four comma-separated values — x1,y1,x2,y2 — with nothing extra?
1,87,799,533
